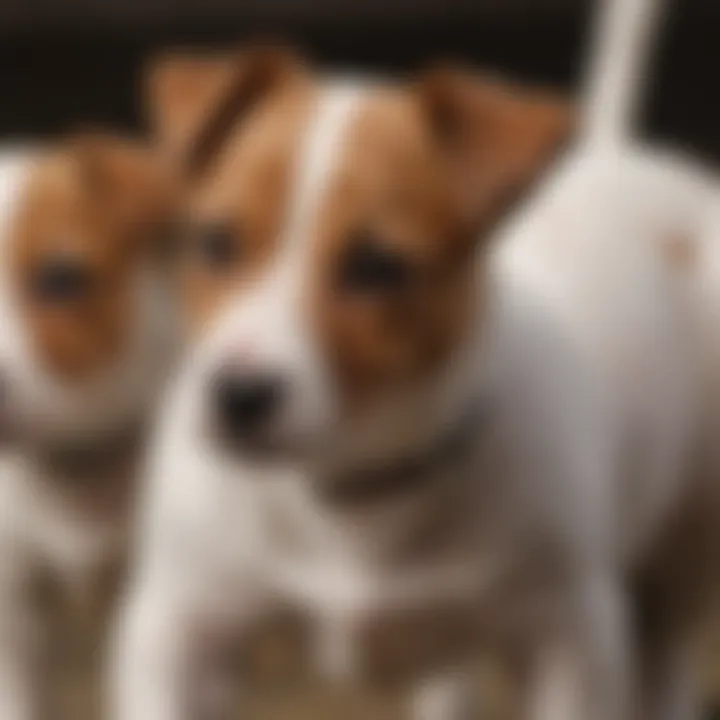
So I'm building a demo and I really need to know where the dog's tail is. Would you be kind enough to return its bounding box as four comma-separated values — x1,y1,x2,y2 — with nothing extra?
581,0,669,148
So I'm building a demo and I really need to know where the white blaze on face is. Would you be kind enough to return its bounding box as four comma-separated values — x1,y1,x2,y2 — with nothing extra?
198,84,368,444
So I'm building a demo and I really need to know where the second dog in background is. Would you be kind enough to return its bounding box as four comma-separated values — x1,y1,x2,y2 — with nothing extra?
0,136,179,720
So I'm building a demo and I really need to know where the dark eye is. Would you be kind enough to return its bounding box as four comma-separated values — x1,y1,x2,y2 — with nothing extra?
338,234,412,293
195,222,240,271
33,256,91,303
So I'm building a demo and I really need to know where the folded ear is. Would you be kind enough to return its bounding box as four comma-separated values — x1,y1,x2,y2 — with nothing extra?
419,67,574,238
145,44,299,176
69,132,180,252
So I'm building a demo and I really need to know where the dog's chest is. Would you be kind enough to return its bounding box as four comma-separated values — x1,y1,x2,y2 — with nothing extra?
310,573,486,686
234,547,554,690
231,436,531,685
251,522,542,686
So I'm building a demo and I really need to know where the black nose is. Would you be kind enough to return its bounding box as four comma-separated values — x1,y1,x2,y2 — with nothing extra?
211,372,284,435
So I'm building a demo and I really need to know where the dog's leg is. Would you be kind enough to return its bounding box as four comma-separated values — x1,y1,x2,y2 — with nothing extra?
110,575,268,720
520,574,632,720
110,581,197,720
409,672,478,720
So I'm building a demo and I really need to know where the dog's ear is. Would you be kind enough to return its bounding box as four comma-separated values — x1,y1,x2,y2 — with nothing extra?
419,66,574,239
69,133,180,253
145,44,299,176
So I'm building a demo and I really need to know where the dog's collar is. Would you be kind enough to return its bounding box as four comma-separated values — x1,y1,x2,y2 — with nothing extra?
316,400,490,507
32,423,146,485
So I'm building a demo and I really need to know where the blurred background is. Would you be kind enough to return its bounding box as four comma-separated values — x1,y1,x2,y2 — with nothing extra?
1,0,719,162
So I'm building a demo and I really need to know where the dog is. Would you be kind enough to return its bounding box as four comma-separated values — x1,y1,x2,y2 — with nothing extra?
112,1,720,718
0,134,180,719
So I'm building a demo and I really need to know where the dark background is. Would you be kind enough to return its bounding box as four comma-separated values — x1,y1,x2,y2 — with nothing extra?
0,0,718,164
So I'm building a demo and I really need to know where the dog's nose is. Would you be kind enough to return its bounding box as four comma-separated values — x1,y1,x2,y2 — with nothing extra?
211,371,284,435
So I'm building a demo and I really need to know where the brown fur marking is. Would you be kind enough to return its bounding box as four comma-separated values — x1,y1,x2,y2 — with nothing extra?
11,138,177,379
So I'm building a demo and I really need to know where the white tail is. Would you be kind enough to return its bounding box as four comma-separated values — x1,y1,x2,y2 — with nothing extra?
581,0,669,147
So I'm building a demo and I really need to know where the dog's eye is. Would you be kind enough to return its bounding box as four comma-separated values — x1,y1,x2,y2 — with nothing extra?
32,256,91,303
195,223,240,271
338,233,412,293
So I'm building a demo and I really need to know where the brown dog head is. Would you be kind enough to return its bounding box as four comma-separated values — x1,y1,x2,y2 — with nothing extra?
146,45,572,463
0,134,180,446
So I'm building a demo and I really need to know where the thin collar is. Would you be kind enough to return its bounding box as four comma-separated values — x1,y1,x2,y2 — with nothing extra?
32,423,146,485
316,400,491,507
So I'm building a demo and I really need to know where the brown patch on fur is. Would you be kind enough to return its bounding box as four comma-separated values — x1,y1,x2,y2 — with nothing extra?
312,76,572,406
180,79,316,331
146,44,300,177
420,67,574,235
146,45,314,333
11,137,177,380
311,89,478,404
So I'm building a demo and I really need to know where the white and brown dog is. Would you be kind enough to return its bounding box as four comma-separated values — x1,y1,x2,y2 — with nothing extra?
112,1,720,719
0,136,179,719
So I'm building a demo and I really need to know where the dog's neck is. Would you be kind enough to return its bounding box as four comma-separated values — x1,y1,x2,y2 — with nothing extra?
315,392,491,509
11,419,147,526
29,421,146,486
252,269,552,571
319,260,500,461
306,288,496,513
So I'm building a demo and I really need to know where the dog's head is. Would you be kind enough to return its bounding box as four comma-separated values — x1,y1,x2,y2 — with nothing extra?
0,135,179,448
148,47,571,466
